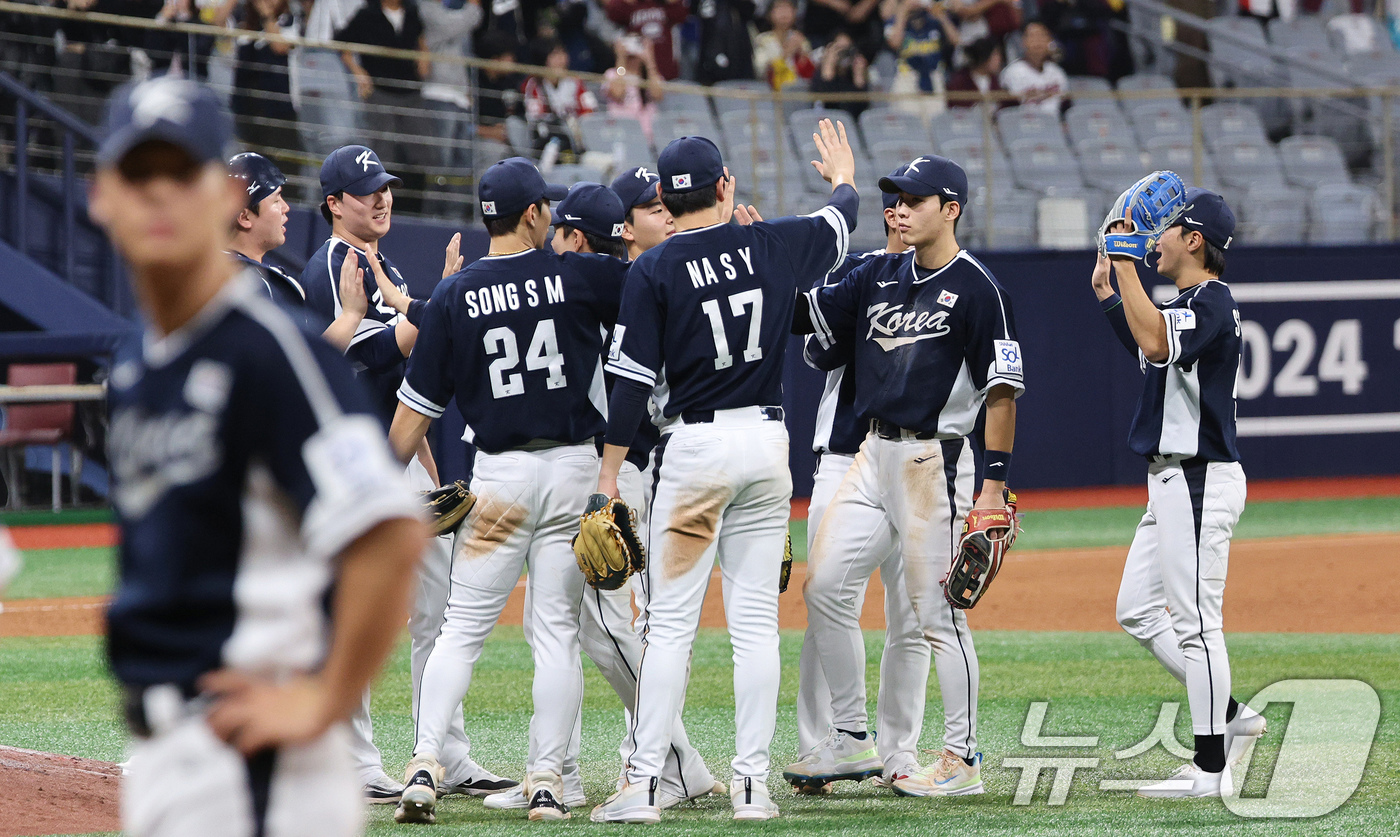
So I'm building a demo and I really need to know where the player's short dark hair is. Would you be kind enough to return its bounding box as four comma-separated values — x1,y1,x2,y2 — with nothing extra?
320,190,343,225
1202,238,1227,277
662,187,718,220
935,194,961,234
484,199,545,237
557,224,628,259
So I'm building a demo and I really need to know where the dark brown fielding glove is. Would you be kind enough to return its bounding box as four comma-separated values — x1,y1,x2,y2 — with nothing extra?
573,493,646,590
942,492,1019,609
779,532,794,593
420,480,476,536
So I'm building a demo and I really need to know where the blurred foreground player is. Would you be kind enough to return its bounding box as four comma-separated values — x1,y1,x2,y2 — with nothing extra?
92,77,425,837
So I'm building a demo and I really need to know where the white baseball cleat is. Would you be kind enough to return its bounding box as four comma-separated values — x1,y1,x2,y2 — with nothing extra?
730,777,779,821
590,779,663,824
394,755,444,824
783,730,884,789
1137,763,1233,798
1225,708,1268,767
891,750,984,797
872,753,919,789
484,783,586,810
657,779,726,809
524,770,571,821
362,770,404,805
438,757,519,798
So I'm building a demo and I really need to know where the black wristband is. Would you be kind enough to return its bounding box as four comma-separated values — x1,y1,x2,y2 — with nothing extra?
1100,292,1123,311
406,298,427,327
984,449,1012,483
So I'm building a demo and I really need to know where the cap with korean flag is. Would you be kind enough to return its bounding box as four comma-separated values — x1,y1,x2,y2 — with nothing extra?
98,76,234,167
555,182,627,241
658,136,724,194
878,154,968,207
478,157,569,219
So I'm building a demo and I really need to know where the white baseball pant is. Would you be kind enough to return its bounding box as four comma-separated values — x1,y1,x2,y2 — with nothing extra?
795,451,930,762
346,457,475,784
1116,457,1246,736
806,433,979,760
626,408,792,783
413,443,597,776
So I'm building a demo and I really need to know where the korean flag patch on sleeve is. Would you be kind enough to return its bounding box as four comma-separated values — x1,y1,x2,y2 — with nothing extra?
1167,308,1197,331
993,339,1023,379
607,325,626,362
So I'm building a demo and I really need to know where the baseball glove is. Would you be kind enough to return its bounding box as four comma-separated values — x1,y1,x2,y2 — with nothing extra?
942,492,1020,610
421,480,476,536
1098,171,1187,260
572,493,646,590
779,532,793,594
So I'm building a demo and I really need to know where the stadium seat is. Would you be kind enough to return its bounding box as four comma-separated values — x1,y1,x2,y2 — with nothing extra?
1143,136,1220,183
940,135,1015,189
930,107,991,145
727,143,811,212
1205,17,1277,88
1116,73,1176,92
719,108,780,148
1278,134,1351,189
859,108,926,155
1075,137,1146,191
577,113,652,163
651,109,723,154
1037,194,1093,249
869,139,929,176
1065,101,1133,147
1309,183,1380,243
1200,102,1270,151
0,363,79,512
790,107,862,154
1008,137,1084,192
504,117,534,157
1267,15,1332,52
547,162,609,185
710,79,774,114
1238,184,1308,244
996,105,1067,147
474,138,515,175
1328,13,1394,55
1068,76,1114,94
1214,140,1287,189
966,187,1039,250
656,88,712,115
1129,104,1193,147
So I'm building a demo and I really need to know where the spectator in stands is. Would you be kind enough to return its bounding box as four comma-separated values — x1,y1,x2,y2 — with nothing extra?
42,0,146,126
337,0,434,213
294,0,364,161
419,0,483,175
999,20,1068,114
803,0,883,49
605,0,689,80
1037,0,1130,79
810,29,871,118
693,0,757,83
752,0,815,91
556,0,617,73
475,29,525,144
947,0,1020,47
884,0,960,122
604,35,665,144
522,36,598,156
230,0,300,158
946,35,1005,106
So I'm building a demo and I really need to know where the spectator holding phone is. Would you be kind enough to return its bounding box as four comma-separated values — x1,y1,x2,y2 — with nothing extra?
884,0,960,121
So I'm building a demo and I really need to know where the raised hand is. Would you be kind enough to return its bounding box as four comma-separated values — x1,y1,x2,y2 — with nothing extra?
811,118,856,190
368,253,412,315
733,204,764,225
443,232,464,279
339,250,368,319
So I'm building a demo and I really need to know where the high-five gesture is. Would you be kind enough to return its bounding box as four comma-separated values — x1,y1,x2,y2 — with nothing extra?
443,232,464,279
368,252,413,315
811,118,856,191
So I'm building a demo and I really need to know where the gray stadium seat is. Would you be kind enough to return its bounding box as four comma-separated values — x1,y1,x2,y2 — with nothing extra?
1130,104,1193,147
546,162,609,185
1328,13,1394,55
859,108,927,154
790,107,861,154
1309,183,1379,243
1267,15,1332,52
1214,140,1286,189
1143,136,1220,183
1116,73,1175,92
1068,76,1113,94
1065,101,1133,147
1237,184,1308,244
504,116,534,157
996,105,1067,146
931,108,991,145
710,79,774,115
727,143,810,212
965,187,1039,250
1200,102,1269,151
1075,138,1146,191
940,135,1014,189
577,113,652,164
656,88,712,115
869,139,929,177
719,108,780,148
651,109,723,155
473,138,514,175
1278,134,1351,189
1007,136,1085,191
1206,17,1279,88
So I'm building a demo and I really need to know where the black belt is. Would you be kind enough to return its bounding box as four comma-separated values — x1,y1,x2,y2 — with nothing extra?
1148,454,1209,467
682,406,784,424
870,419,937,440
123,682,200,737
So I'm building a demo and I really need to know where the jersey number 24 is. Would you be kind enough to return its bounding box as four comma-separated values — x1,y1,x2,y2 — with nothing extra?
484,320,567,399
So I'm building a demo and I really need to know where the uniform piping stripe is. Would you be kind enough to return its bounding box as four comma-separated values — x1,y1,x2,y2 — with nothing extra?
237,296,344,427
245,748,277,837
625,432,669,776
960,252,1012,340
1183,459,1216,735
804,288,835,350
941,438,976,760
398,379,447,419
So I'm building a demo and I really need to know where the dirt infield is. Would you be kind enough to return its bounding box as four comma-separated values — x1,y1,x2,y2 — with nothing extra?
7,532,1396,637
0,746,120,837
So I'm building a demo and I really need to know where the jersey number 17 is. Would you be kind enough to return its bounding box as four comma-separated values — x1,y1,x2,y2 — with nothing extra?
700,289,765,370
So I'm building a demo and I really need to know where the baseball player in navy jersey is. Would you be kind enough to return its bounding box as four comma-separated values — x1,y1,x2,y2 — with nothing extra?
302,145,515,805
387,157,632,823
1093,188,1266,798
777,166,931,795
590,121,858,823
794,154,1023,798
227,153,369,352
611,166,676,260
90,77,424,837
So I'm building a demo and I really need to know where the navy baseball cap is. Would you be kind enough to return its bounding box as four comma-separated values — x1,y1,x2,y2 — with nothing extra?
98,77,233,167
479,157,568,218
556,183,626,241
879,154,968,206
320,145,401,199
229,152,286,209
658,137,724,194
1171,187,1235,250
881,164,909,211
611,166,663,209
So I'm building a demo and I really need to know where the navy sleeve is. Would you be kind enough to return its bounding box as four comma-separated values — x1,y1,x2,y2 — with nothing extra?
299,247,338,334
604,261,663,388
1157,287,1233,368
760,186,855,285
964,279,1025,397
564,251,626,328
803,333,854,372
398,286,455,418
1100,293,1139,355
603,376,650,448
803,258,870,349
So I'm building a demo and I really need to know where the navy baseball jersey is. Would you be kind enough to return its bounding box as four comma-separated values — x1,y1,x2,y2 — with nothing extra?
1127,280,1242,461
805,249,1024,435
302,237,411,425
230,250,309,325
398,249,625,454
605,204,851,416
804,249,894,456
105,273,416,689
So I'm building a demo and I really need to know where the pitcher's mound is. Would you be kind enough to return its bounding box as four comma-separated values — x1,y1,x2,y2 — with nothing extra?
0,745,120,837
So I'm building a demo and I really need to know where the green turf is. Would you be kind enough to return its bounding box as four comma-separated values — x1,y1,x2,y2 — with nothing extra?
0,508,113,527
4,547,115,599
3,629,1397,836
